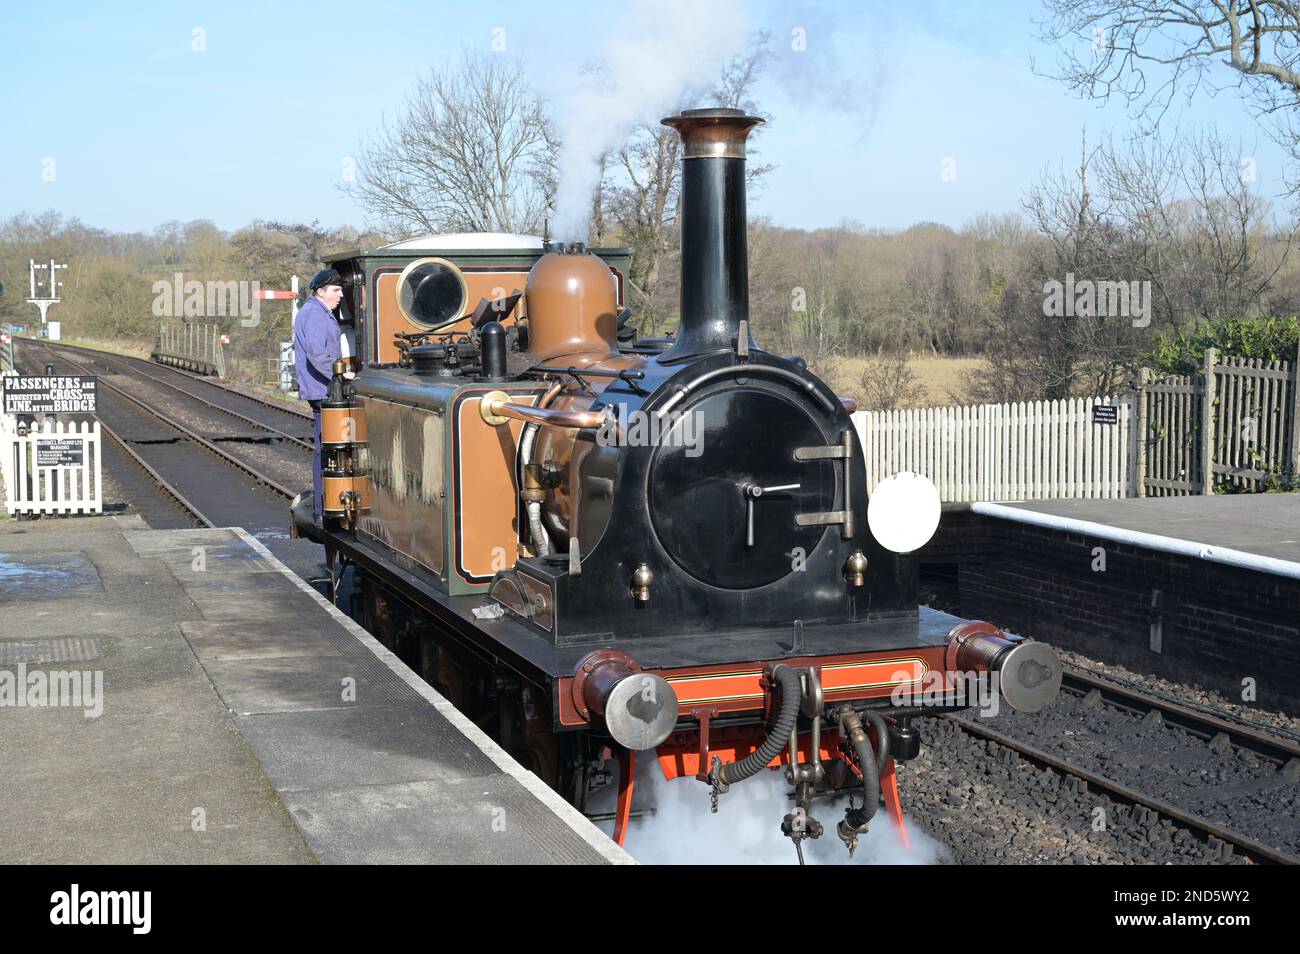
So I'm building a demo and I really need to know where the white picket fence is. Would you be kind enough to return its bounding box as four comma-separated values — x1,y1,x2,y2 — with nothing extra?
0,416,103,515
853,396,1134,502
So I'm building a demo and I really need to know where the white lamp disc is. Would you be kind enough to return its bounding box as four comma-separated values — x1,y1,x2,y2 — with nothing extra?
866,472,941,553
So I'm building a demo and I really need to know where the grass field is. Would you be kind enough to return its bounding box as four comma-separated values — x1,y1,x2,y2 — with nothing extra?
830,355,989,408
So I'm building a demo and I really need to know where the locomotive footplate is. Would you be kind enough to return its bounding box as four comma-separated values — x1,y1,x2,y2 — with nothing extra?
291,495,995,735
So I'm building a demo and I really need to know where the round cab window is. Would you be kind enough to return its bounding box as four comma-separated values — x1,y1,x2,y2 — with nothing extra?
396,257,468,328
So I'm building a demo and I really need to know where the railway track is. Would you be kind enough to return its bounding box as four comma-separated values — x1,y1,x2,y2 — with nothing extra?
1061,660,1300,753
943,663,1300,865
16,339,299,537
1060,665,1300,766
37,340,314,447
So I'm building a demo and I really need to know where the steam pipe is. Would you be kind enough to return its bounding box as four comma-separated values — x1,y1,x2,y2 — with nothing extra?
519,427,550,557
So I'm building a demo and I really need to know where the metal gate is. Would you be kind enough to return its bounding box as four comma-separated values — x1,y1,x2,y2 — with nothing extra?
1135,370,1204,496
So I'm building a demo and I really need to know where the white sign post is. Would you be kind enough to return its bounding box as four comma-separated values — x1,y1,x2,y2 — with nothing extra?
0,374,102,516
27,258,67,329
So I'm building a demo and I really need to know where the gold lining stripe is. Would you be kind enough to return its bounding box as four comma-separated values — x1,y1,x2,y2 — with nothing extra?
667,657,931,705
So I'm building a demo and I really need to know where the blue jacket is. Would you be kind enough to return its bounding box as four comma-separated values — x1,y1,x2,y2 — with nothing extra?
294,298,341,401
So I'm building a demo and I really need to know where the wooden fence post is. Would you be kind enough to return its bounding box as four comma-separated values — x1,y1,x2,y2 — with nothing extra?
1291,338,1300,480
1135,368,1148,497
1201,347,1217,495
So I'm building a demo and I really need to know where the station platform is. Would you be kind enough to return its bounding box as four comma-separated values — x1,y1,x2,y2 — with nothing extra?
923,494,1300,712
984,494,1300,567
0,516,630,865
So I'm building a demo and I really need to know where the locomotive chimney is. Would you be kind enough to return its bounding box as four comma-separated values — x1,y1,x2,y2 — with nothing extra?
661,107,764,361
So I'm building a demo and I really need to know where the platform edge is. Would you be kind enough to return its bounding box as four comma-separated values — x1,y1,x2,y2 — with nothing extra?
229,527,636,865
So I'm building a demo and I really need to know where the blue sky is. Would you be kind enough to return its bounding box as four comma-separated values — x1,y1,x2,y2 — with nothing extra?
0,0,1287,235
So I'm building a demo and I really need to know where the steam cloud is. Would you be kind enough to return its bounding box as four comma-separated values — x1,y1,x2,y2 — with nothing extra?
549,0,751,243
590,758,946,865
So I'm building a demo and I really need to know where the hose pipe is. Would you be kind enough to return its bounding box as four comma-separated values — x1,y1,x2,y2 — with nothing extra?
713,665,802,789
837,707,880,823
861,710,892,780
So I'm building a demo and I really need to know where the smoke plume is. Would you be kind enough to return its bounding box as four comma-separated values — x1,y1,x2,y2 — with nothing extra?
549,0,751,243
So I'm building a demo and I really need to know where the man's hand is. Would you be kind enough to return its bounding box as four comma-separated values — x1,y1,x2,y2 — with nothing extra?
342,371,356,380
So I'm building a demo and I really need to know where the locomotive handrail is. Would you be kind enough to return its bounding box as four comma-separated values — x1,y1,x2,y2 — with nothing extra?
479,390,606,429
654,364,837,416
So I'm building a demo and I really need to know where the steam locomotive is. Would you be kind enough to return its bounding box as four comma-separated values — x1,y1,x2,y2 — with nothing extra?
289,107,1062,859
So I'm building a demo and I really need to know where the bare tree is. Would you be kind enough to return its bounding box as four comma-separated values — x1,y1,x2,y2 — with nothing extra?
1038,1,1300,189
780,233,850,380
858,352,930,410
1093,128,1291,325
345,52,556,236
261,220,342,270
605,124,683,331
978,124,1292,403
996,136,1150,399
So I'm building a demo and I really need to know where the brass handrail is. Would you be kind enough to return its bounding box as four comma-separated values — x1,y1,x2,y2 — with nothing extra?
479,390,605,429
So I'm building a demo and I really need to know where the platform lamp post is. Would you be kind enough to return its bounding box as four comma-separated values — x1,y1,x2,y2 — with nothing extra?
27,258,68,341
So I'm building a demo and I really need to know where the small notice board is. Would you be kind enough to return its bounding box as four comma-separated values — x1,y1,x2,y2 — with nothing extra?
35,438,86,467
1092,404,1118,426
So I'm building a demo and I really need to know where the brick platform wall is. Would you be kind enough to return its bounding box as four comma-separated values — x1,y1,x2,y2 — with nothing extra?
920,509,1300,713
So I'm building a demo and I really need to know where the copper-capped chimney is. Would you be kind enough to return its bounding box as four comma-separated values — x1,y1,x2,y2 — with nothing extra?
661,107,764,361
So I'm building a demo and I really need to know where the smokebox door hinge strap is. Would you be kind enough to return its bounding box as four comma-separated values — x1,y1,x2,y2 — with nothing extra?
793,430,855,538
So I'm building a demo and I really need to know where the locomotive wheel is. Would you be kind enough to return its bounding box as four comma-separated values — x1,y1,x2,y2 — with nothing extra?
360,578,399,652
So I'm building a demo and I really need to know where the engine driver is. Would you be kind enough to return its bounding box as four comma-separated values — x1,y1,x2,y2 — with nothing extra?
295,267,353,524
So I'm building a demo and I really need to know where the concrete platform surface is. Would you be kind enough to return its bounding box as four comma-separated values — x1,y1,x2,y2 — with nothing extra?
999,494,1300,564
0,515,629,865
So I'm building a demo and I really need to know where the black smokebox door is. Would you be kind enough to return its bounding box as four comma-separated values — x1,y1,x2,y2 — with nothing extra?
649,388,834,589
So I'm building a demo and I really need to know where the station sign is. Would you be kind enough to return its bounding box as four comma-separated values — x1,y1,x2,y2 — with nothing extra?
2,374,98,414
35,438,85,467
1092,404,1118,426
